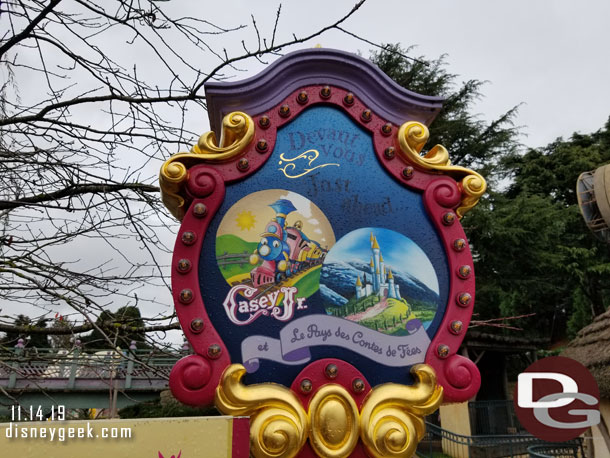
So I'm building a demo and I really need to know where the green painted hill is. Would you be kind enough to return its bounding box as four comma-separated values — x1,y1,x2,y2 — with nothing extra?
216,234,259,279
360,298,412,331
215,234,258,257
291,266,322,298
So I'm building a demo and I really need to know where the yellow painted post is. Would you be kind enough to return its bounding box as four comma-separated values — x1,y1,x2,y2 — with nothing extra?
440,402,472,458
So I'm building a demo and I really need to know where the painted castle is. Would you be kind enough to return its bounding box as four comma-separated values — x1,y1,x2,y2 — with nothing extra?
354,232,402,300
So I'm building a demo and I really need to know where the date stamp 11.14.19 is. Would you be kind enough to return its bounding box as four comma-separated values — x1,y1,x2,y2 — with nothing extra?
11,405,65,422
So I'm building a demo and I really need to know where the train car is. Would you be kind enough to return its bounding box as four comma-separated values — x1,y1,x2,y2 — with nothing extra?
304,241,326,268
286,220,312,273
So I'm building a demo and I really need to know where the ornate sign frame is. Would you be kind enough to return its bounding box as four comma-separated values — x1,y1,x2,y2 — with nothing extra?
160,48,485,458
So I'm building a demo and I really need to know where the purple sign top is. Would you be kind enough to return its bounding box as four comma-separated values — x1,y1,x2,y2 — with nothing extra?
205,48,444,134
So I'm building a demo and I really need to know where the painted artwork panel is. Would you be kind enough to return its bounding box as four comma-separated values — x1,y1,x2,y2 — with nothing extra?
216,189,335,326
320,227,440,335
199,105,449,387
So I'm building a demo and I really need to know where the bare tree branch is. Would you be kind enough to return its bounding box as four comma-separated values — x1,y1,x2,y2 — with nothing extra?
0,0,373,354
0,0,63,58
0,183,159,210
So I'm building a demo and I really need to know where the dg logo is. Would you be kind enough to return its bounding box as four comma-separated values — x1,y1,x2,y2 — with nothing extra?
514,356,600,441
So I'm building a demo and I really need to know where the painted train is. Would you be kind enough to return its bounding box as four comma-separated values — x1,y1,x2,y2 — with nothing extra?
249,199,327,287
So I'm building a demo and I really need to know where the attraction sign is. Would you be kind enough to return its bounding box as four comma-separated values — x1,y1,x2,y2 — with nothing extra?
160,48,485,458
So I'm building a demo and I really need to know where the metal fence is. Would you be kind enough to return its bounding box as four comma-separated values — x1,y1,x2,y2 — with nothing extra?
217,251,251,268
527,443,585,458
417,422,584,458
468,400,525,435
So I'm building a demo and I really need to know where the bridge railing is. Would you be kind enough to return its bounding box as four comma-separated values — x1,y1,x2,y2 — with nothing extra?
0,340,184,390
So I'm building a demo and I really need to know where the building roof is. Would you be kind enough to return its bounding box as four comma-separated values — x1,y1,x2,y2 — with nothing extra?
562,308,610,399
462,331,547,353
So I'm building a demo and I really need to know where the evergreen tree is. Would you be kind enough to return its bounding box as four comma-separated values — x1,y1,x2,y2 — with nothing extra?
1,314,48,348
370,44,521,179
80,306,148,349
467,121,610,339
370,44,610,340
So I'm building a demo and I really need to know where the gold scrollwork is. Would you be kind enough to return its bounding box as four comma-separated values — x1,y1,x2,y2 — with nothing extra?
215,364,442,458
359,364,443,458
159,111,255,219
308,385,360,458
215,364,308,458
278,149,339,179
397,121,487,217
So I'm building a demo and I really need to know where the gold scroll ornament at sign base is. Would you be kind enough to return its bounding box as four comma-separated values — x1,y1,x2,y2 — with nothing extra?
215,363,443,458
158,112,487,221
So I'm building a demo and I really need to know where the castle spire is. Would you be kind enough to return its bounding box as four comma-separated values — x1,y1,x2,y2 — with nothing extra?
387,268,397,299
379,252,386,284
372,237,380,250
355,273,363,300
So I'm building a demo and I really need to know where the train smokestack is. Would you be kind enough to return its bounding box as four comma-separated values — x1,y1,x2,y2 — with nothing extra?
269,199,297,228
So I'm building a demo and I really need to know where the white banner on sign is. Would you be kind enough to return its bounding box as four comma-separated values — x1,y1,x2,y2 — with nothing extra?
241,314,430,373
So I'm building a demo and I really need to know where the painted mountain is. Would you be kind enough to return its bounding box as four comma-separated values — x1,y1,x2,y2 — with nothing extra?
319,260,440,308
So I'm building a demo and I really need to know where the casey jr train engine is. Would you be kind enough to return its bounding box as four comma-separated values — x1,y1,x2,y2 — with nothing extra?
249,199,326,287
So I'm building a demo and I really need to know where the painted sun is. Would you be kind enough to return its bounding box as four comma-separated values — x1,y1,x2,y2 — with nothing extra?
235,210,256,231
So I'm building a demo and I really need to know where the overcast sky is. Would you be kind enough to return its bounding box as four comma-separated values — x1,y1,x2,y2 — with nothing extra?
205,0,610,148
4,0,610,345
